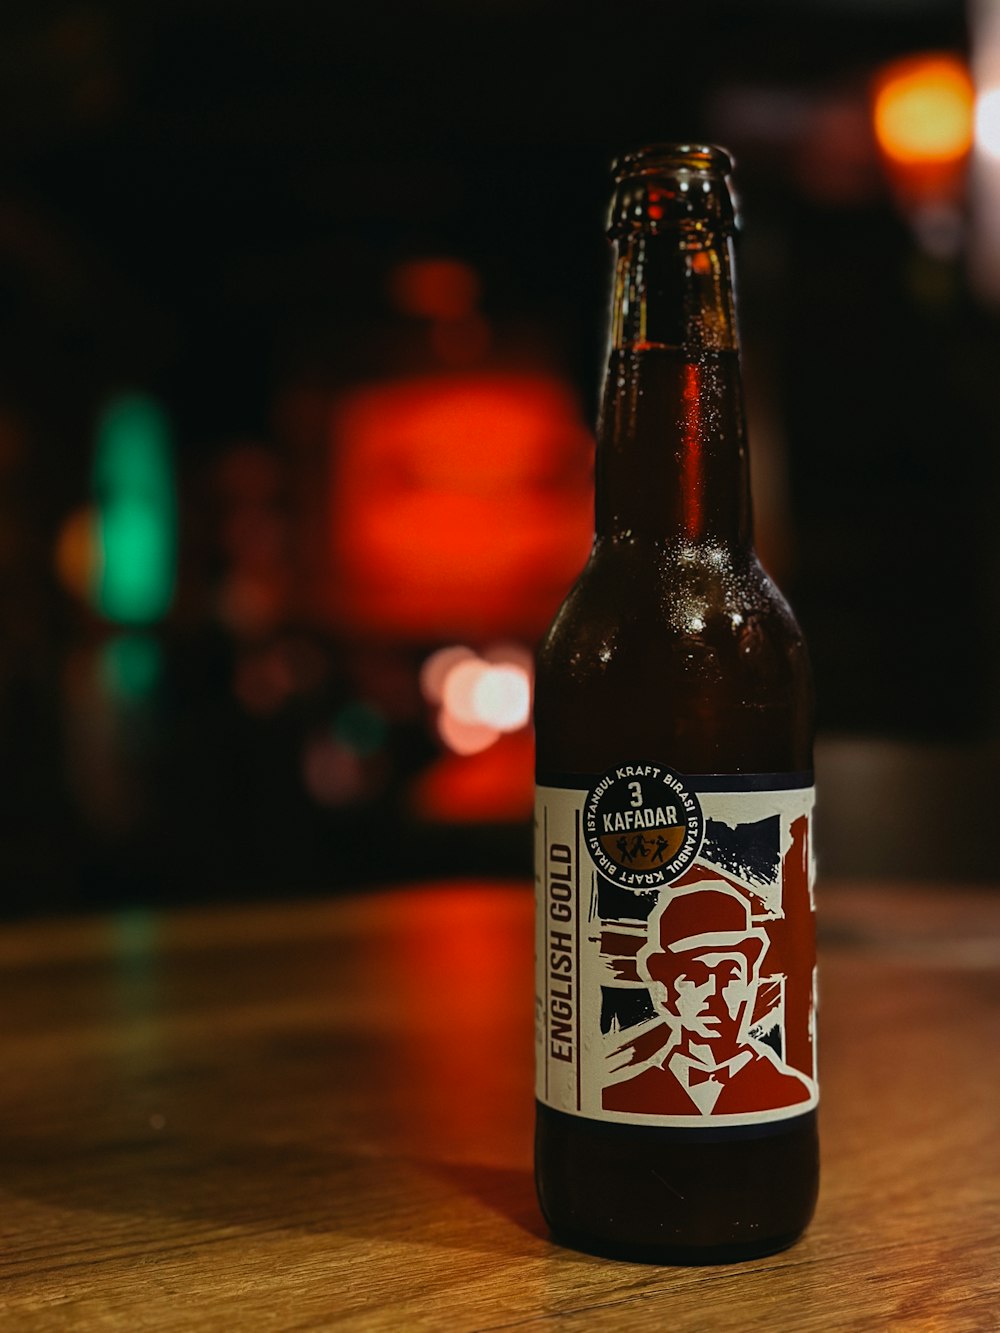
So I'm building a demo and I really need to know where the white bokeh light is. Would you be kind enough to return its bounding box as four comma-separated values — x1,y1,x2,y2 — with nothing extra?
975,87,1000,160
440,658,490,726
470,664,531,732
419,644,475,705
432,646,533,752
437,709,499,755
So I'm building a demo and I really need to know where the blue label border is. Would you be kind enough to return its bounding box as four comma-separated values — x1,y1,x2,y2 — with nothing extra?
537,770,814,793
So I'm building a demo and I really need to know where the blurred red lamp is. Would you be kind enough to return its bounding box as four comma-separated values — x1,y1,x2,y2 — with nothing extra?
327,373,592,639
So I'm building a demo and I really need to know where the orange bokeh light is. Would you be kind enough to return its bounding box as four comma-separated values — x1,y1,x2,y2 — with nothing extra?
873,54,974,166
55,506,98,601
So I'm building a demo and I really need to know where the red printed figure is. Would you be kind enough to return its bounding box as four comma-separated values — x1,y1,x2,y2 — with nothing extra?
603,883,814,1117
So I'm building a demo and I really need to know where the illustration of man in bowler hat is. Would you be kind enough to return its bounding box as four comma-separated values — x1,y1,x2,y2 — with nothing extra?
603,882,814,1117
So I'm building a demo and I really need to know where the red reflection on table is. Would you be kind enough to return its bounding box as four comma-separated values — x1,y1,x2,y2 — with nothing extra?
360,884,533,1164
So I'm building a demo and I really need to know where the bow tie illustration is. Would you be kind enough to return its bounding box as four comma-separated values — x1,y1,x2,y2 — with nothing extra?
688,1064,732,1086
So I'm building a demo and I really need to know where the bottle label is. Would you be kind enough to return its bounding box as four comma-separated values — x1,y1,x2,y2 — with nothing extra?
535,767,818,1128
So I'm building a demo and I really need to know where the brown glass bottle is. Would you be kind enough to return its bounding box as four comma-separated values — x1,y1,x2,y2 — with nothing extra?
533,145,818,1264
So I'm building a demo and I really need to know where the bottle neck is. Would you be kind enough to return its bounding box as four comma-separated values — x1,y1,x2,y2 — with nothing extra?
595,227,753,550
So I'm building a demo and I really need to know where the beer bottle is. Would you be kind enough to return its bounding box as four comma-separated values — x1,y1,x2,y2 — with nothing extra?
534,144,818,1263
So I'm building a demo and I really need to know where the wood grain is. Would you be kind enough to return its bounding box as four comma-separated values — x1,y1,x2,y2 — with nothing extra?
1,879,998,1330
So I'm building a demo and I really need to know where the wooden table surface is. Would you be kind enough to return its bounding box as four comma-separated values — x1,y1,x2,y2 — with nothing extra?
1,879,999,1331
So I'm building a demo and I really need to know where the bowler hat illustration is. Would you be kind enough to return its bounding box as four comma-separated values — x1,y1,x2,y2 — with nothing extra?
645,882,769,969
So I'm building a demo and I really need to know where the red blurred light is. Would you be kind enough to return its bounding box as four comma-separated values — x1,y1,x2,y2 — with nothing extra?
302,736,368,805
430,313,492,367
388,259,481,321
482,641,533,669
410,729,534,822
328,374,593,638
234,646,295,715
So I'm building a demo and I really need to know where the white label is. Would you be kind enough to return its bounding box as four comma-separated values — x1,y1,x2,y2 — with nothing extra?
535,774,818,1128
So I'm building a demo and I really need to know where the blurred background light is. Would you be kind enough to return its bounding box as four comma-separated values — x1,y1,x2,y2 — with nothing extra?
971,0,1000,302
327,374,592,639
469,665,531,732
388,258,481,321
302,736,367,806
435,648,532,743
420,645,476,704
873,54,974,166
99,633,162,702
975,87,1000,160
91,394,177,626
436,710,500,756
334,701,388,757
233,644,296,715
440,658,492,727
55,506,99,601
412,731,535,822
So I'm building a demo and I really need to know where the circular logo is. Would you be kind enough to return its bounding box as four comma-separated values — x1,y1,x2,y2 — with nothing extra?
584,764,704,888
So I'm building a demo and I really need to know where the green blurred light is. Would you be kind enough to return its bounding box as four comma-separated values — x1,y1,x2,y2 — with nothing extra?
100,633,163,701
334,701,387,756
112,906,159,958
91,394,177,624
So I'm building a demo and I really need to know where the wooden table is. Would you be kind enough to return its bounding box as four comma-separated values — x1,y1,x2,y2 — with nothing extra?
1,879,999,1330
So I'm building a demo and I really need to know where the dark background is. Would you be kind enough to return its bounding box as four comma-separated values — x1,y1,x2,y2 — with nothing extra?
1,0,997,916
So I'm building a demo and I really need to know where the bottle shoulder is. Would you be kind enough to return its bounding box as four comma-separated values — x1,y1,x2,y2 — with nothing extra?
534,542,813,773
539,541,807,673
